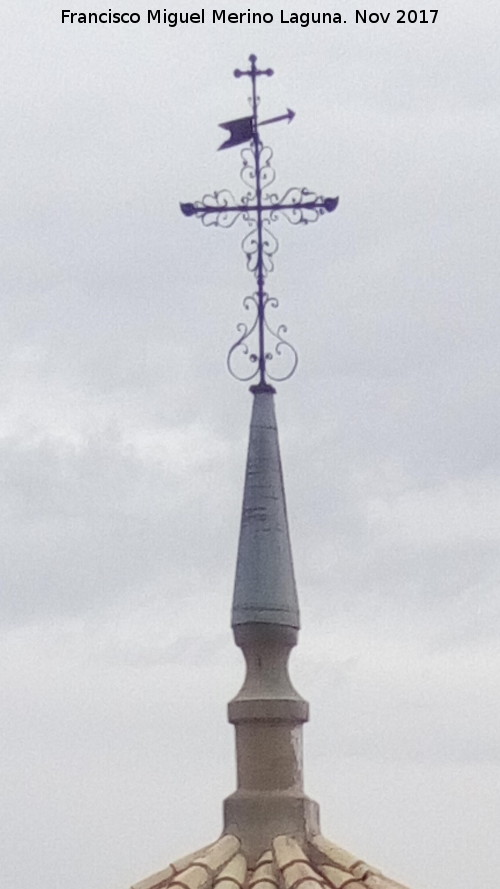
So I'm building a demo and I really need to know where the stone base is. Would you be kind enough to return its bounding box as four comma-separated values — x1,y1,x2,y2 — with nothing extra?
223,790,320,866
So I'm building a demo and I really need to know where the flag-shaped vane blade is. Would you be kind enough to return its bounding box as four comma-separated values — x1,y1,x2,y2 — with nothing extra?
218,116,254,150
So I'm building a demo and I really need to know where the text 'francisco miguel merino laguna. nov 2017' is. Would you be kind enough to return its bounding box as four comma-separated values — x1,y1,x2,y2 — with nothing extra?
61,9,440,26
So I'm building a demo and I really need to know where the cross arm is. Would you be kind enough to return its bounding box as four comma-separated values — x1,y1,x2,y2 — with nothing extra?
261,195,339,214
180,201,249,218
179,188,251,229
260,190,339,226
181,195,338,219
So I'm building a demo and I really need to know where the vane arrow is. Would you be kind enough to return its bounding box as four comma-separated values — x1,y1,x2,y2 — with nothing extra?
259,108,295,128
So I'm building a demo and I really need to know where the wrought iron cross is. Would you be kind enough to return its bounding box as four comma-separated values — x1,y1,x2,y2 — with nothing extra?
181,54,338,390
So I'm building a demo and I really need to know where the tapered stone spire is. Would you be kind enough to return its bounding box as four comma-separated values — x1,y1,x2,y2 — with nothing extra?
232,386,299,631
223,386,319,864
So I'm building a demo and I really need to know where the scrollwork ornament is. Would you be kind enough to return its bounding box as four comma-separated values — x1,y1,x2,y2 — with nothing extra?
227,291,298,383
262,301,298,382
180,53,338,387
240,145,257,195
227,294,260,382
241,223,279,277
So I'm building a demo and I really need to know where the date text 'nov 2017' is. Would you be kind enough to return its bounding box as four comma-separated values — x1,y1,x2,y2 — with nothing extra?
356,9,439,23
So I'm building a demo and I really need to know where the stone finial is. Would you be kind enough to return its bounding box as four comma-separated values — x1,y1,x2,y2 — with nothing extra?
225,389,318,863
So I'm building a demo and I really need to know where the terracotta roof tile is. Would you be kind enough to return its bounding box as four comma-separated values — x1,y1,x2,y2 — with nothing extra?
132,843,215,889
273,836,326,889
131,834,410,889
318,864,364,889
309,836,370,877
196,837,242,874
248,850,279,889
169,862,215,889
214,853,247,889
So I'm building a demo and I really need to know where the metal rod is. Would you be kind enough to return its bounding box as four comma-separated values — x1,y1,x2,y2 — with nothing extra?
249,56,267,388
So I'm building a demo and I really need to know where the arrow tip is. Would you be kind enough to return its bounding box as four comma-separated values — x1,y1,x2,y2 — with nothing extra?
287,108,295,122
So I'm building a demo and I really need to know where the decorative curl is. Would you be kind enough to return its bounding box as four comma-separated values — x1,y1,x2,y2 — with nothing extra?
265,187,337,225
240,142,276,198
240,145,257,194
181,190,243,228
226,291,298,383
241,223,279,277
227,295,260,382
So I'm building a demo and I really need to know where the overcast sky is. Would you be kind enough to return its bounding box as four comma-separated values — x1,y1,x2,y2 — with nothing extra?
1,3,499,888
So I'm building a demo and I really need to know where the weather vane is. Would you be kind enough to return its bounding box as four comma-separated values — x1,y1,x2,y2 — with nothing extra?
181,54,338,390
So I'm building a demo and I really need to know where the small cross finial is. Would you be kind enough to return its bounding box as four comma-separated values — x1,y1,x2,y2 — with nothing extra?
234,53,274,80
180,55,338,388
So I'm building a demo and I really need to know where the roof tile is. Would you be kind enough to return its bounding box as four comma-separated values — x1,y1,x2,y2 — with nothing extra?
214,853,247,889
318,864,364,889
131,834,410,889
248,850,279,889
131,843,215,889
273,836,326,889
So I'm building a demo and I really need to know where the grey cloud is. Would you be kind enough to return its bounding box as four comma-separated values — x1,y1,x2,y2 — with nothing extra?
0,5,498,889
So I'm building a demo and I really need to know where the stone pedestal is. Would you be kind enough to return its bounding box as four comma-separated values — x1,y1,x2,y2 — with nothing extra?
223,624,320,865
224,791,320,865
